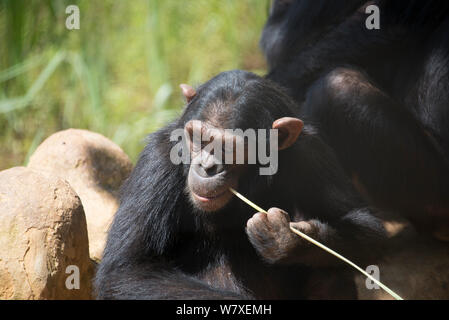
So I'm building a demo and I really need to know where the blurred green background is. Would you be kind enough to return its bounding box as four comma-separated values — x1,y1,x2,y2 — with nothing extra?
0,0,268,170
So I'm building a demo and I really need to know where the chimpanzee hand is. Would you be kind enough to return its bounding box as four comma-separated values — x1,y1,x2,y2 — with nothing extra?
246,208,322,265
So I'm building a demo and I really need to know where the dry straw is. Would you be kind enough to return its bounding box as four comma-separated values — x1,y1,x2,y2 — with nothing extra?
229,188,403,301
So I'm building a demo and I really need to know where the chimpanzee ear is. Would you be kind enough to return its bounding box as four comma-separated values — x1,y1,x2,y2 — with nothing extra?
180,84,196,103
272,117,304,150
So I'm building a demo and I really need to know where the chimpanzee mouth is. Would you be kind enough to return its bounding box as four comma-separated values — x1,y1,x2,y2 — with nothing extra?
190,187,235,212
192,190,228,202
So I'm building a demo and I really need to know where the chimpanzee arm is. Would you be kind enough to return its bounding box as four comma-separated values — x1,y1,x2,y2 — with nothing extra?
95,123,244,299
246,207,385,267
96,263,244,300
302,67,449,216
264,0,388,98
246,129,387,267
261,0,365,70
264,1,449,102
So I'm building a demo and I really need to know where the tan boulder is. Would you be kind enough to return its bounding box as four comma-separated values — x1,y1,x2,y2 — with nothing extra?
28,129,133,261
0,167,93,299
355,214,449,300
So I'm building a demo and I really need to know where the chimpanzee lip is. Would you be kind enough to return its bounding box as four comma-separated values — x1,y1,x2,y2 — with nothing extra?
192,190,228,202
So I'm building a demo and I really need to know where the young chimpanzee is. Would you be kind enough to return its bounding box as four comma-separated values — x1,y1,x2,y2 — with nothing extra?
262,0,449,238
95,70,386,299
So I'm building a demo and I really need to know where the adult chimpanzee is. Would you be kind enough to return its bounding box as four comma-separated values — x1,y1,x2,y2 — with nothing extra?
95,70,387,299
261,0,449,238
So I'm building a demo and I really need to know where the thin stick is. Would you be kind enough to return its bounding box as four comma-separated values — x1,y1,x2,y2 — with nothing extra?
229,187,403,301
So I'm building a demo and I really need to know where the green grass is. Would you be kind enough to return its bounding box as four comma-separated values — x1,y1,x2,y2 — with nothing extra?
0,0,268,170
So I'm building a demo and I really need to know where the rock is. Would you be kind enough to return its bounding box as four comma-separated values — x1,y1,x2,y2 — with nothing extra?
355,213,449,300
0,167,93,299
28,129,133,261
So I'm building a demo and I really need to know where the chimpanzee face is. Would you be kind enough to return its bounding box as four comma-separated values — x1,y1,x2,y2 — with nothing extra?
184,120,245,212
179,78,303,213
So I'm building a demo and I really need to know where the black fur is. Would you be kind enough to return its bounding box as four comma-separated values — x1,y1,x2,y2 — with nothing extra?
262,0,449,231
95,71,386,299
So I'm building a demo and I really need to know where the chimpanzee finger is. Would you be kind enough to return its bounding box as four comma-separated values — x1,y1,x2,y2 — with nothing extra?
266,207,290,226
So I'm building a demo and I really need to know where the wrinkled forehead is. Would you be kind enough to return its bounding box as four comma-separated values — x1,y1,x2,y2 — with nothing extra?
198,99,236,129
187,119,235,139
186,120,253,147
198,98,270,131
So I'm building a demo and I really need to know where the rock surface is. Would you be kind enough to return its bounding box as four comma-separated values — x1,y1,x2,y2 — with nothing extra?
0,167,93,299
355,213,449,300
28,129,133,261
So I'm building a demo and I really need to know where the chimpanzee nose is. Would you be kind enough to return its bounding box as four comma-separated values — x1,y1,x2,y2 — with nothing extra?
197,162,225,178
